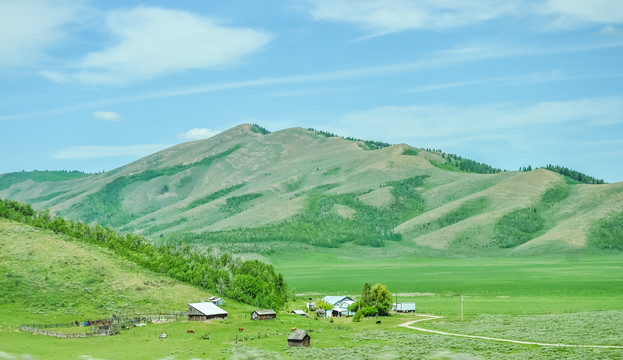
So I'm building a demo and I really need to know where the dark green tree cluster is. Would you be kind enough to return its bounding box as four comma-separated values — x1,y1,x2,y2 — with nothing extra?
441,153,502,174
250,124,271,134
589,210,623,250
348,282,393,321
0,198,290,310
494,207,544,248
306,128,391,150
541,164,605,184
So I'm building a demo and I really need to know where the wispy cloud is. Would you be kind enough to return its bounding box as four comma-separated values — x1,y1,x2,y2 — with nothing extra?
539,0,623,29
0,0,84,67
93,111,121,121
177,128,221,140
263,87,358,98
53,144,172,159
407,70,623,92
308,0,519,37
42,6,271,85
3,41,622,122
336,97,623,141
307,0,623,37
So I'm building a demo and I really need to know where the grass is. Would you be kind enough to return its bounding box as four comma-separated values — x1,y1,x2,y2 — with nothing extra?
2,218,623,359
271,253,623,315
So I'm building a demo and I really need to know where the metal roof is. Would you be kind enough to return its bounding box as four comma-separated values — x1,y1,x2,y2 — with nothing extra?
188,302,228,316
288,329,309,340
253,309,277,315
321,296,354,305
291,310,306,315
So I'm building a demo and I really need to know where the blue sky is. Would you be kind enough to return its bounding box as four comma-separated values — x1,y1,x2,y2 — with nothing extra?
1,0,622,182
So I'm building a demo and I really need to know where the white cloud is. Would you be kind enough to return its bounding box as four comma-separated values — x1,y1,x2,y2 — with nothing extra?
44,6,271,85
53,144,172,159
0,0,83,67
336,97,623,140
308,0,519,36
93,111,121,121
177,128,221,140
540,0,623,28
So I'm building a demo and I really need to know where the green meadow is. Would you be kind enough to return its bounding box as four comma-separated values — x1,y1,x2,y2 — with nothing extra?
272,252,623,316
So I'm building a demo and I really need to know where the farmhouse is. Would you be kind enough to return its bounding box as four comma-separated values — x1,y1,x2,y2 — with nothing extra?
188,302,228,321
322,296,356,317
392,302,416,313
251,309,277,320
287,329,311,347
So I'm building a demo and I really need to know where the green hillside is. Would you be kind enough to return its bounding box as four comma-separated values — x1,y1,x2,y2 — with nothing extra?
1,124,622,257
0,218,213,324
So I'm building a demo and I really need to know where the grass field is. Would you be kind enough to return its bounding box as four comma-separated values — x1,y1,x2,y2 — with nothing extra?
2,218,623,359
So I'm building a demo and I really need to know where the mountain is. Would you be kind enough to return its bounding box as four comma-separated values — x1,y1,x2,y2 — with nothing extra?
1,124,622,256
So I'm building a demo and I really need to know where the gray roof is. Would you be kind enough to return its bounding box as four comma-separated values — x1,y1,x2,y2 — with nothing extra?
321,296,354,305
253,309,277,316
288,329,309,340
188,302,228,316
291,310,306,315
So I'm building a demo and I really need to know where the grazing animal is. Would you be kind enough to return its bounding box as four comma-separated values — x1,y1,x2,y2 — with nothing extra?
238,327,244,332
290,327,297,331
376,320,381,324
187,329,194,333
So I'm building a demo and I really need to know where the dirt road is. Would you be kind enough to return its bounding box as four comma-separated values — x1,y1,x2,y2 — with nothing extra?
398,315,623,349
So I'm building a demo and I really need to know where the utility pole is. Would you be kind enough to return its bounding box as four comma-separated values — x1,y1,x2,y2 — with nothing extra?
460,295,464,321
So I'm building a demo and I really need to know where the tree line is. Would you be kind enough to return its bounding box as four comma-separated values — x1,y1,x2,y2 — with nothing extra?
0,198,290,310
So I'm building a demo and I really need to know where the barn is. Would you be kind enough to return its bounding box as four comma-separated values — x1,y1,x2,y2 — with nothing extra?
251,309,277,320
287,329,311,347
188,302,228,321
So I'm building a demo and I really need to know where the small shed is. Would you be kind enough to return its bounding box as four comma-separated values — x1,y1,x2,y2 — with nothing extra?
208,296,223,306
287,329,311,347
392,302,416,313
251,309,277,320
188,302,228,321
291,310,308,317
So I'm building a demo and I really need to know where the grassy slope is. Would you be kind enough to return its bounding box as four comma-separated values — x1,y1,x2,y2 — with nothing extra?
1,124,622,255
0,218,215,324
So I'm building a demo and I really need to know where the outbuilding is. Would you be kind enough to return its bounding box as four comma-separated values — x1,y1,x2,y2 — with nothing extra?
392,302,416,313
188,302,228,321
291,310,308,317
287,329,311,347
251,309,277,320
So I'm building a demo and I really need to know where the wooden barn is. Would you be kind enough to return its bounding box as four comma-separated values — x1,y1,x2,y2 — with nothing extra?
251,309,277,320
188,302,228,321
287,329,311,347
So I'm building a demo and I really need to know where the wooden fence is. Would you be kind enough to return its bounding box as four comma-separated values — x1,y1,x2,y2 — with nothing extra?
19,313,187,338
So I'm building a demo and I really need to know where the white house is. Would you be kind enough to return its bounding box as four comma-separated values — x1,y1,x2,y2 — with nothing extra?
321,296,356,317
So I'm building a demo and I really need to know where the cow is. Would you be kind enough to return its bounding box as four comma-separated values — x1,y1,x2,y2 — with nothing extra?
187,329,194,334
376,320,381,324
290,327,297,331
238,327,244,332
